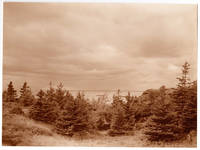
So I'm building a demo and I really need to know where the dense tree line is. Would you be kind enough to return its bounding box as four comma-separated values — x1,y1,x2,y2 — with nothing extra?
145,62,197,141
3,62,197,142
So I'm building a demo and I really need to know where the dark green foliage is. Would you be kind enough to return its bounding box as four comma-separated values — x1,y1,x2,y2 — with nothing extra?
3,90,7,102
123,92,136,131
6,81,18,102
45,83,58,107
55,83,66,108
172,87,188,135
90,94,112,130
55,92,91,136
55,92,76,136
145,86,179,142
171,62,197,138
72,93,91,134
19,82,34,107
145,62,197,142
139,89,161,120
10,106,24,115
110,93,125,132
29,90,45,121
176,62,191,88
182,81,197,133
29,89,58,124
134,103,150,122
172,62,191,130
30,83,92,136
145,108,179,142
110,90,146,134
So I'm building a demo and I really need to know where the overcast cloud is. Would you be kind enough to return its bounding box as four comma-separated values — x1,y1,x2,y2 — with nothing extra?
3,3,197,93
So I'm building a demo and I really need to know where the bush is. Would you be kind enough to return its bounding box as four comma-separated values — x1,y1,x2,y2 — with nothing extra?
10,107,24,115
31,127,53,136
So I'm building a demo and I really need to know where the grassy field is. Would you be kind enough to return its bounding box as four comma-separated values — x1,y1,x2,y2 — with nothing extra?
30,131,197,147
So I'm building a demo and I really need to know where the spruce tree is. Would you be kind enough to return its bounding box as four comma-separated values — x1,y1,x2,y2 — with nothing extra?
46,82,57,105
55,83,66,109
29,89,58,124
6,81,17,102
29,90,46,121
72,92,91,135
109,90,126,135
123,92,135,131
182,81,197,133
3,90,7,102
44,83,59,124
145,86,179,142
174,62,191,119
19,82,34,106
177,62,191,88
172,61,194,137
30,82,58,124
55,92,76,136
55,92,91,137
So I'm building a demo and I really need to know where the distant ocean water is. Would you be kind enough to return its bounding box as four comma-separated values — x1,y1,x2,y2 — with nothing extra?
69,90,144,101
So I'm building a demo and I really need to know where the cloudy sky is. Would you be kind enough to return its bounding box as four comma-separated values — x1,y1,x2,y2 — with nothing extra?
3,3,197,93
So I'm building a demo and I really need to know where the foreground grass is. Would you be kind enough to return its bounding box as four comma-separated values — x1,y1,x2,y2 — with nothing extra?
31,131,146,147
3,113,146,146
30,130,196,147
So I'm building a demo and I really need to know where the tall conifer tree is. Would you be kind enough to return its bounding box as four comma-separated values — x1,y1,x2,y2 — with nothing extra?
19,82,34,106
6,81,17,102
145,86,179,141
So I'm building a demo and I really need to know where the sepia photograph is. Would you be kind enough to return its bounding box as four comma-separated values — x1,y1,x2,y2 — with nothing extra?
2,1,198,147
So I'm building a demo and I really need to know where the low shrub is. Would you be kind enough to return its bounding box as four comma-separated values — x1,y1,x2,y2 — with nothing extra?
31,127,53,136
10,107,24,115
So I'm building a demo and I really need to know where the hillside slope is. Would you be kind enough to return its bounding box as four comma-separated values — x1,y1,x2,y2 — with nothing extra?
2,102,54,146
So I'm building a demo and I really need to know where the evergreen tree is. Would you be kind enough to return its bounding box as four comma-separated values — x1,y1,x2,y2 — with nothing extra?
6,81,17,102
46,82,57,105
3,90,7,102
177,62,191,88
19,82,34,106
55,94,75,136
55,92,91,137
29,89,58,124
72,92,91,135
172,61,194,137
46,82,58,108
29,90,46,121
92,94,112,130
182,81,197,133
109,90,126,135
55,83,66,109
123,92,135,131
145,86,179,142
64,90,74,106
